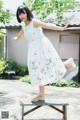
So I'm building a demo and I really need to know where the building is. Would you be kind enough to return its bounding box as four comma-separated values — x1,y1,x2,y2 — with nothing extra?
0,10,80,67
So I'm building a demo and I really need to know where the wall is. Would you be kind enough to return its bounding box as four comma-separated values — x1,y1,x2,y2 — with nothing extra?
43,29,79,65
6,28,79,66
7,28,28,65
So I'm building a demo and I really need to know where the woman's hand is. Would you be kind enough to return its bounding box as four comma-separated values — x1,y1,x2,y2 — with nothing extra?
13,37,18,41
63,22,70,30
13,29,24,41
63,19,75,31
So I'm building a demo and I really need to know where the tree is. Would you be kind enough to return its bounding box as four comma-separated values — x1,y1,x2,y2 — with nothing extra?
0,0,11,40
24,0,79,25
0,0,11,24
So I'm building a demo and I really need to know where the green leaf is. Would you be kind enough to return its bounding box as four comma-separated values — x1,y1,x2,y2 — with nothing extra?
24,0,79,25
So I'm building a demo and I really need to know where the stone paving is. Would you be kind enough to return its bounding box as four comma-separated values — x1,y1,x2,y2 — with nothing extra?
0,80,80,120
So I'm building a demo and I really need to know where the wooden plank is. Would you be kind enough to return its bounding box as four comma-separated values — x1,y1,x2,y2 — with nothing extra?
20,101,69,106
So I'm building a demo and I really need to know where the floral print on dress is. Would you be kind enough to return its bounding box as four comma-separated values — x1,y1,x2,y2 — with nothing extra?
23,19,66,86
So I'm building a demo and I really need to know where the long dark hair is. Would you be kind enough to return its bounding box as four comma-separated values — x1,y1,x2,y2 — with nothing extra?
16,5,34,23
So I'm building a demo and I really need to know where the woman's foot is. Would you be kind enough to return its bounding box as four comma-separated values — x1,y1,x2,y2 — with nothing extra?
31,95,45,102
64,58,76,71
64,66,78,80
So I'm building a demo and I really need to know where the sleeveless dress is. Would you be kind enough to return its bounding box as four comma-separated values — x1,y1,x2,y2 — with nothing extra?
21,19,66,86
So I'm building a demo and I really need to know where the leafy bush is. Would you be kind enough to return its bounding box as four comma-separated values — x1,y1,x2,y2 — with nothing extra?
20,75,30,84
0,58,7,75
20,76,80,88
0,58,29,77
5,59,29,76
48,79,80,88
15,64,28,76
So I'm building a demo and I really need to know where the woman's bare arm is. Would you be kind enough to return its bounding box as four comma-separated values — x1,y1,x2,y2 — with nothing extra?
14,28,24,41
33,19,69,31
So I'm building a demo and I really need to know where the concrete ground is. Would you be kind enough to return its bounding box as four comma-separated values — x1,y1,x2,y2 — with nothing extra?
0,79,80,120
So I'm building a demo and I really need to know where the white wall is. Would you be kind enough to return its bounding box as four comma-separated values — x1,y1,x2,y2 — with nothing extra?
7,29,28,65
6,28,79,66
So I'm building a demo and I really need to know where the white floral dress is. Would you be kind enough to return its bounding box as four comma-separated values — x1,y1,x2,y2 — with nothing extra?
21,19,66,86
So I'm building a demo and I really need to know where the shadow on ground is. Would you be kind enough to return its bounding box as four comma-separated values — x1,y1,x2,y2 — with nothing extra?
0,97,15,108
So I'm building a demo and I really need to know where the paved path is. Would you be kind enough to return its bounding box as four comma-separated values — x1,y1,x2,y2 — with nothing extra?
0,80,80,120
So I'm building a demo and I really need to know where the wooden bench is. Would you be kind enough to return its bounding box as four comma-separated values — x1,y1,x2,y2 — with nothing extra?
20,101,69,120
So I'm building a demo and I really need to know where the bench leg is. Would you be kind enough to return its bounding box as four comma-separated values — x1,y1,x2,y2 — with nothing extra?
63,105,67,120
22,105,24,120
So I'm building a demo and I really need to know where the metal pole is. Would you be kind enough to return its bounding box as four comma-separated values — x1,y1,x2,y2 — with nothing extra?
63,105,67,120
22,105,24,120
78,35,80,83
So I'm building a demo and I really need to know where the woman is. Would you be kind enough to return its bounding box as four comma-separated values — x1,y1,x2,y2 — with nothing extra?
14,5,77,102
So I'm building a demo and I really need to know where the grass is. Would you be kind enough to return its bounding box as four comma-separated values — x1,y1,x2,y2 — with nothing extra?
20,75,80,88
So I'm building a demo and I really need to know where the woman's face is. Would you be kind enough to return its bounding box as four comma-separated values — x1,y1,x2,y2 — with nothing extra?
19,11,27,22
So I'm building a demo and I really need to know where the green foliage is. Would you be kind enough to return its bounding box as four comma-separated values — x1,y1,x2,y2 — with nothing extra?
0,58,7,75
0,0,3,10
0,0,12,42
15,64,29,76
21,76,80,88
5,59,29,76
0,58,29,77
0,30,4,37
0,30,5,42
0,9,11,24
0,0,11,24
24,0,79,25
20,75,31,84
48,79,80,88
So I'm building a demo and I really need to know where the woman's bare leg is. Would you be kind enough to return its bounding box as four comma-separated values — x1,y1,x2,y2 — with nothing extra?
38,86,45,96
31,86,45,102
